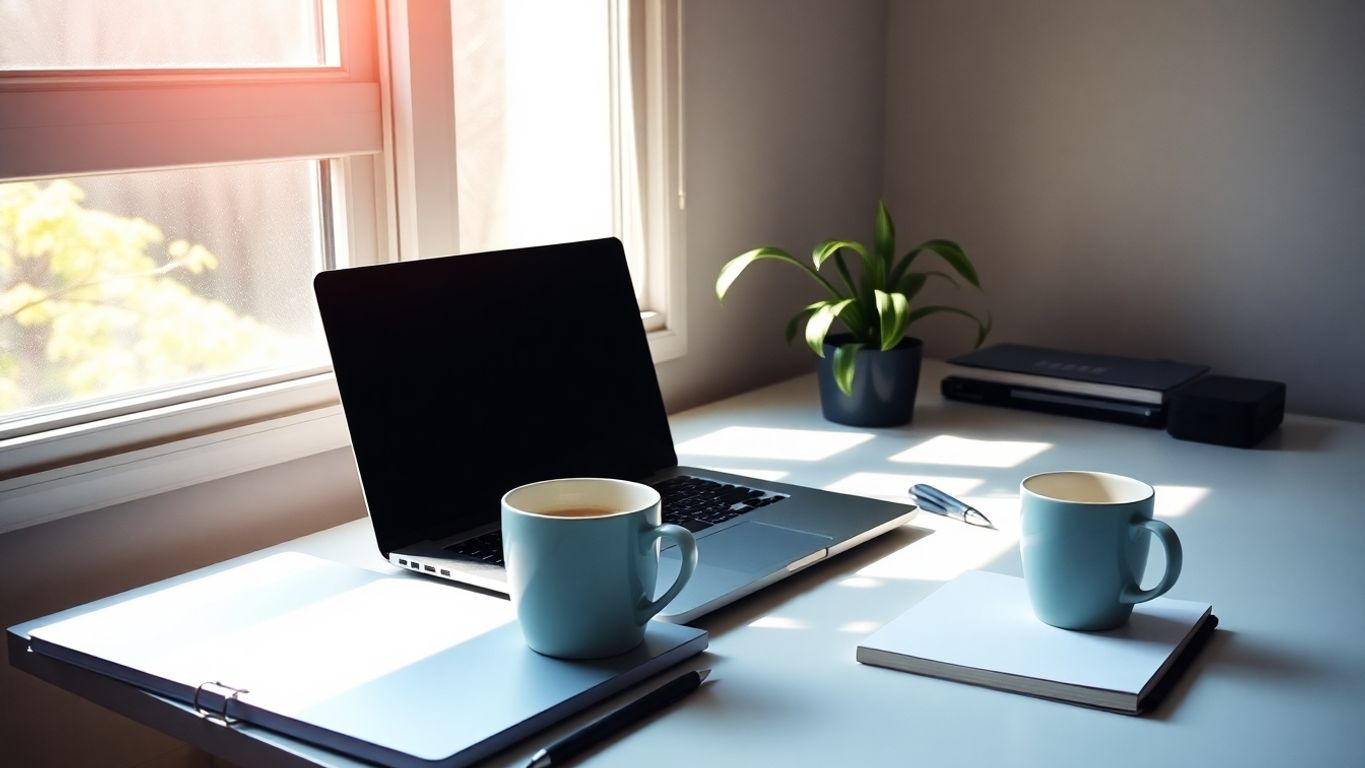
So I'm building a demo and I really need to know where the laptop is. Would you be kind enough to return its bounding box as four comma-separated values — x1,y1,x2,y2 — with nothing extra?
313,238,915,623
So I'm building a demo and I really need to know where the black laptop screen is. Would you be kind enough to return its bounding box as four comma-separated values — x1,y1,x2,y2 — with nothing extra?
313,238,679,555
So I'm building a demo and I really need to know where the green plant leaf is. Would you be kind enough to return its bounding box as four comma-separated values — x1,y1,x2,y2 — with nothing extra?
897,270,961,302
716,247,840,302
805,298,856,357
976,311,993,348
897,272,928,302
874,289,910,351
812,239,865,270
903,304,992,347
874,201,895,270
785,301,825,345
914,239,980,288
813,239,878,289
920,269,961,288
812,237,880,337
811,240,864,299
833,341,865,396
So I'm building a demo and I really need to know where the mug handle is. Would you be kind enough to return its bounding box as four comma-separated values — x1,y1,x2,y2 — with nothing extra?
636,523,699,623
1120,519,1184,605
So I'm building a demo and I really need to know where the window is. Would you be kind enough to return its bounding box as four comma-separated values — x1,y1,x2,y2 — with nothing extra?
0,0,382,527
445,0,685,334
0,0,683,532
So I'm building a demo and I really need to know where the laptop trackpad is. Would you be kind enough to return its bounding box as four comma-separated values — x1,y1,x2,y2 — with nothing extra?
656,522,832,601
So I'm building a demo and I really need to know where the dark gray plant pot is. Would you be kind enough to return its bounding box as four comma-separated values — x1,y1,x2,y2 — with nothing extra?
817,334,923,427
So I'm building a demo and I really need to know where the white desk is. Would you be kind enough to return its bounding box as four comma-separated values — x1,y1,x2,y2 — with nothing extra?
10,360,1365,766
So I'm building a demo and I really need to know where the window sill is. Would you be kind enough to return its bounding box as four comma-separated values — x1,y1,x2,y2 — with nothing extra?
0,320,685,536
0,375,350,535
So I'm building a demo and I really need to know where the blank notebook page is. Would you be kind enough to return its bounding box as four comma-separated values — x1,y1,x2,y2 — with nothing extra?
859,570,1211,694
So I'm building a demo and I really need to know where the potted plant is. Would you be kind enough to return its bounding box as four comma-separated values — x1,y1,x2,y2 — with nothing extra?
715,200,989,426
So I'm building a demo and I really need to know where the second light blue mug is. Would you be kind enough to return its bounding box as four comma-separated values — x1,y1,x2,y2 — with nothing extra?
501,477,699,659
1020,471,1183,631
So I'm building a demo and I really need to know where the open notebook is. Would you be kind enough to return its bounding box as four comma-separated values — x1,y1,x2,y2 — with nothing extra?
27,553,708,768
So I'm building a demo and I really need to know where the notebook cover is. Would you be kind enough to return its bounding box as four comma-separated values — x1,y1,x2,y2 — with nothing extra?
949,344,1208,392
857,571,1214,714
27,552,708,768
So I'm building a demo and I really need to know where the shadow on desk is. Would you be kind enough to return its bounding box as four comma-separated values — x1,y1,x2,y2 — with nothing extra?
1145,627,1336,721
691,524,935,638
1259,420,1342,453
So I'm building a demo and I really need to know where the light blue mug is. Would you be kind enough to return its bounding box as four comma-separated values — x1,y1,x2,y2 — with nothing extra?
501,477,699,659
1020,471,1183,631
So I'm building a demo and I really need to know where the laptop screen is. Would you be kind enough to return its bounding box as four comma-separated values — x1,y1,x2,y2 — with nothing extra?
314,238,679,555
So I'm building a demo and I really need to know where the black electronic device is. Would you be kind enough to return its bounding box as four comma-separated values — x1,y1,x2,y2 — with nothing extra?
1165,375,1285,448
940,375,1166,428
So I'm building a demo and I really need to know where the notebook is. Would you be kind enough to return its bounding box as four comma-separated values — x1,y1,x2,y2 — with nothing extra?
27,552,708,768
946,343,1209,405
313,238,916,624
856,570,1217,714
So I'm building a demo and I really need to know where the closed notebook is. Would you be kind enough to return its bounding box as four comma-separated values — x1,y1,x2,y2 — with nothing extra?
856,570,1216,714
948,343,1209,404
27,552,708,768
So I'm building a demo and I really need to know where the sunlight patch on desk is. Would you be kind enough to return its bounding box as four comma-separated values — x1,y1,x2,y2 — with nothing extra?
1153,485,1209,518
856,509,1019,582
838,576,883,589
890,435,1051,468
904,474,986,499
838,620,881,634
747,615,807,630
675,426,873,461
824,472,983,503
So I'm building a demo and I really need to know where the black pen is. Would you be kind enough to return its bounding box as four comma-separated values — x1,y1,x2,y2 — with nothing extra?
909,484,995,529
526,668,711,767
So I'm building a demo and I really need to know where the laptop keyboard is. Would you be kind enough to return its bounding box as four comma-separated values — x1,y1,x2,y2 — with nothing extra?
441,476,786,566
443,530,505,566
654,475,787,533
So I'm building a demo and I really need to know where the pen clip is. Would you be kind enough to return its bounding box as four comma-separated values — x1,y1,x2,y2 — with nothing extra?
910,494,951,515
910,484,964,512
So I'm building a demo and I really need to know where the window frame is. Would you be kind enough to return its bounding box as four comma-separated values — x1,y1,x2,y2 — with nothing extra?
0,0,685,534
0,0,384,532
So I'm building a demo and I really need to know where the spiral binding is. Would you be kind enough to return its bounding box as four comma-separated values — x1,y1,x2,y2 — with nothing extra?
193,680,249,726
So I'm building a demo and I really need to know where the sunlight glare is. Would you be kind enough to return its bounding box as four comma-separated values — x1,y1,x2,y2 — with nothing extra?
839,620,881,634
825,472,984,503
676,426,874,462
857,513,1019,582
838,576,884,589
891,435,1051,468
748,615,807,630
1153,485,1209,518
187,578,514,712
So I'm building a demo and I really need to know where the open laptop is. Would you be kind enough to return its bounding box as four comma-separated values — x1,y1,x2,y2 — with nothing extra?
313,238,915,623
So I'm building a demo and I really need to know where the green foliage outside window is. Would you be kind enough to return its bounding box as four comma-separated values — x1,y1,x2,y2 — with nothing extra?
0,180,291,416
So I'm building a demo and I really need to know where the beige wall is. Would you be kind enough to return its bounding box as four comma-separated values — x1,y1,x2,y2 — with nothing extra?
657,0,888,412
0,1,889,765
883,0,1365,421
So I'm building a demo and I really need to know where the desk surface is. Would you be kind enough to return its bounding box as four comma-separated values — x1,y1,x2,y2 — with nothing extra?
10,360,1365,767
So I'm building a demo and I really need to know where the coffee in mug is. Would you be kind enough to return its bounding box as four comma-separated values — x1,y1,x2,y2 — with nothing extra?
541,506,617,518
501,477,699,658
1019,471,1183,631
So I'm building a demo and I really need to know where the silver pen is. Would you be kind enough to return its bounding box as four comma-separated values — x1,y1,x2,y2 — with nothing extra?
909,484,995,529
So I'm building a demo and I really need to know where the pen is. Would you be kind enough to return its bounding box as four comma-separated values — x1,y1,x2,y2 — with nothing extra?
526,668,711,768
909,484,995,529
